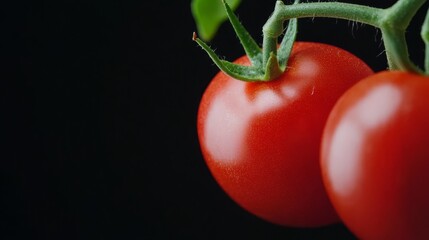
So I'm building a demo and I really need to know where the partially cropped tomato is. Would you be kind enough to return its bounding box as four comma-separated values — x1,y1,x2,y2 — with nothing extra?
197,42,373,227
321,71,429,239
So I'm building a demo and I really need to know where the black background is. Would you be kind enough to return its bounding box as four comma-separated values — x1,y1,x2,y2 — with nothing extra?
2,0,427,239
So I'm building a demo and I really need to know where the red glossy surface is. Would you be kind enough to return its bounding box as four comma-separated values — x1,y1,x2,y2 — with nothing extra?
321,71,429,239
198,42,373,227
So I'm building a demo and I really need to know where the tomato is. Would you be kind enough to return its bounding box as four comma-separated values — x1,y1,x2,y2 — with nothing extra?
321,71,429,239
197,42,373,227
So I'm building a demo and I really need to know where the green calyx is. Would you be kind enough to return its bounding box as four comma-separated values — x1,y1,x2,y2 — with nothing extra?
192,0,299,82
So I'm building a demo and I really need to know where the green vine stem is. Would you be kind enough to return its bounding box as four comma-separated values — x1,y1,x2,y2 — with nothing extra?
263,0,427,73
194,0,428,82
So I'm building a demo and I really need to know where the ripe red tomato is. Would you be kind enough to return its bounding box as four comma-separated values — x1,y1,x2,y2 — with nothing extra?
321,71,429,239
197,42,373,227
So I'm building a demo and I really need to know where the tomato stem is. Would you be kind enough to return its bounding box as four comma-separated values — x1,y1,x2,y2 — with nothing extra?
386,0,426,31
381,28,421,73
262,1,283,68
380,0,426,73
263,0,426,73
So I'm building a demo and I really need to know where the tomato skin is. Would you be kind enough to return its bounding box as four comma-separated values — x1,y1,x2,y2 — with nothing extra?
197,42,373,227
321,71,429,239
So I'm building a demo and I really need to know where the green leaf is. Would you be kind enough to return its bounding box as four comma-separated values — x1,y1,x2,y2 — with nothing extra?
192,0,241,41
